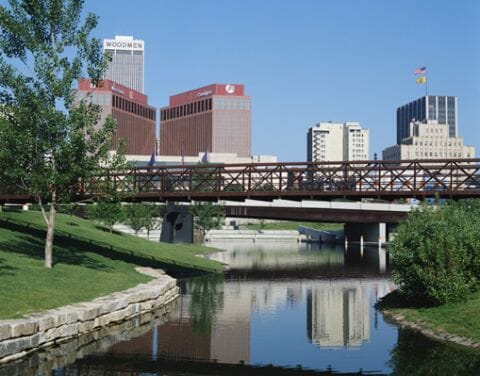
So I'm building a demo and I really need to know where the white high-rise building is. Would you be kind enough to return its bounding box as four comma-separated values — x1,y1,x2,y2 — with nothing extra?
103,35,144,93
382,119,475,160
307,122,369,162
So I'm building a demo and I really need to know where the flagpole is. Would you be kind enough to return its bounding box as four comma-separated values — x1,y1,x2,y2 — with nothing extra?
425,69,428,97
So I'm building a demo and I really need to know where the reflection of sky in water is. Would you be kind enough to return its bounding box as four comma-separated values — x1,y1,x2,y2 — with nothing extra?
243,279,397,372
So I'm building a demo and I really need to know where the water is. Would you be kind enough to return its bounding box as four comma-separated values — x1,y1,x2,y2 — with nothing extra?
2,241,480,375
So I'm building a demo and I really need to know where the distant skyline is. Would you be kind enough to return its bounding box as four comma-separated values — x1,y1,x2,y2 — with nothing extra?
85,0,479,161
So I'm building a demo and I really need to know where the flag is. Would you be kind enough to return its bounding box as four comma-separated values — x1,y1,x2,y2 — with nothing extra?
148,150,156,166
414,66,426,75
416,76,427,84
201,150,208,163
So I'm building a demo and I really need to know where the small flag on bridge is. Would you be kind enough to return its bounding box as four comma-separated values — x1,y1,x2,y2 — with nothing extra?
201,150,208,163
148,150,156,166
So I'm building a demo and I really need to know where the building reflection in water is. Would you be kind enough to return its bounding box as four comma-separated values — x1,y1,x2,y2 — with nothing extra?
104,242,394,365
307,282,370,348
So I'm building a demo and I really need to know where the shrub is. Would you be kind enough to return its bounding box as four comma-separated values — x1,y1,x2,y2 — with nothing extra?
389,200,480,306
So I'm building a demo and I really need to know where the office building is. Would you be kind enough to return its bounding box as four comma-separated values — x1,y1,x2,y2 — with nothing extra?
307,122,369,162
383,119,475,160
160,84,251,158
396,95,457,144
76,79,156,155
104,35,144,93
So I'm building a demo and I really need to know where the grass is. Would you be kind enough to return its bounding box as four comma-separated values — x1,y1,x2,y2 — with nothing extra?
0,210,223,319
246,221,343,231
380,290,480,342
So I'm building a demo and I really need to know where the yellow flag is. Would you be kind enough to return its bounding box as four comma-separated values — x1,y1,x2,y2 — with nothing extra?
416,76,427,84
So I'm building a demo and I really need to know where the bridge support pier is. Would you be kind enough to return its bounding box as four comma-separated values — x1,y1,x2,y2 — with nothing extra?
344,222,388,248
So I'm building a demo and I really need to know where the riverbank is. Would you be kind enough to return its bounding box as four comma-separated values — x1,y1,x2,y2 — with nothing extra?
0,211,223,319
379,290,480,349
0,268,179,364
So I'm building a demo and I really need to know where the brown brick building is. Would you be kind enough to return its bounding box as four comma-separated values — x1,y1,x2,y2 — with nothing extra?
77,79,156,155
160,84,251,157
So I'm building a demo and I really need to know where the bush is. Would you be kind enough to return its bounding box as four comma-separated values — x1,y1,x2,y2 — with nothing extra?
390,200,480,306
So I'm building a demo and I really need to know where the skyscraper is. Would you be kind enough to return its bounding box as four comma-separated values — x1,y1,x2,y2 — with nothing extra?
76,79,156,155
160,84,251,157
103,35,144,93
307,122,369,162
396,95,457,144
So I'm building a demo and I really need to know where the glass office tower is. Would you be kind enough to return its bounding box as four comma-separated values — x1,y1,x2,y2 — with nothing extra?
396,96,457,144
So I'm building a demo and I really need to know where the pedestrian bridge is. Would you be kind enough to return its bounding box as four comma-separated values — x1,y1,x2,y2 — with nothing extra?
1,158,479,203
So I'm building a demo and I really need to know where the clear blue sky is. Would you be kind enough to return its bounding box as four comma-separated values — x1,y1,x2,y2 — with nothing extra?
85,0,480,161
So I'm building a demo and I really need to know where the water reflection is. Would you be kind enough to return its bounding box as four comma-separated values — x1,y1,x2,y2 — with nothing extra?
207,241,389,277
146,275,397,373
3,242,480,375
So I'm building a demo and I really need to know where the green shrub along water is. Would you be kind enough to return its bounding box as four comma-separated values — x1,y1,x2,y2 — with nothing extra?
389,200,480,306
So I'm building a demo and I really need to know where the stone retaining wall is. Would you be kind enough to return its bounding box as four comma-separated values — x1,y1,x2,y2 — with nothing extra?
0,270,179,364
0,303,176,376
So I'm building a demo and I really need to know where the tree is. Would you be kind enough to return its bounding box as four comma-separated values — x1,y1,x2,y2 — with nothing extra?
0,0,115,267
389,200,480,306
144,203,162,240
124,203,151,235
189,201,225,238
86,200,124,233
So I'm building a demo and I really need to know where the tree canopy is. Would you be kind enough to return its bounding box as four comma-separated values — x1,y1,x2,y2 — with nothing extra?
0,0,116,267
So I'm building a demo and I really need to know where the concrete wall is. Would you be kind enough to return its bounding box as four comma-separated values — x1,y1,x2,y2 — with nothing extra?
297,226,344,243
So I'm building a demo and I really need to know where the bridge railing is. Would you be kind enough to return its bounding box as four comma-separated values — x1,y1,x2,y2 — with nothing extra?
3,158,480,202
80,158,480,199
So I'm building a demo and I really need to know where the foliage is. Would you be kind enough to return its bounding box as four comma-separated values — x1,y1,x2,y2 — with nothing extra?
0,0,114,267
187,274,224,335
86,200,124,233
189,201,225,236
124,203,157,235
389,200,480,306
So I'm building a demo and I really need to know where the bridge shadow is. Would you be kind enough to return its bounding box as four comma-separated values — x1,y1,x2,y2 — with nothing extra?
0,219,210,278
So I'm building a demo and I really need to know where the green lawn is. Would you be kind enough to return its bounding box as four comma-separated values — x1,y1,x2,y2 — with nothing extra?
0,211,223,319
246,221,343,231
383,291,480,342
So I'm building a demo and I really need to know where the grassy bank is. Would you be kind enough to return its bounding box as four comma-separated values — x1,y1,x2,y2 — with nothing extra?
246,221,343,231
0,211,223,319
380,290,480,342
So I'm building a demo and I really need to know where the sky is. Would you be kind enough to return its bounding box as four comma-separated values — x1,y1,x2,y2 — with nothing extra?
85,0,479,161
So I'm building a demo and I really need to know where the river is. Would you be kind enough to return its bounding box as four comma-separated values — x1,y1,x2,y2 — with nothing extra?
2,240,480,375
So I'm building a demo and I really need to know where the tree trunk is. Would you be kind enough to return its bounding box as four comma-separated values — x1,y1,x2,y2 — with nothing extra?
44,202,56,268
45,192,57,268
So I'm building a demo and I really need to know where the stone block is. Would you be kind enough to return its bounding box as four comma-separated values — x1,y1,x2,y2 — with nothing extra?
8,320,38,338
0,336,31,358
0,325,12,342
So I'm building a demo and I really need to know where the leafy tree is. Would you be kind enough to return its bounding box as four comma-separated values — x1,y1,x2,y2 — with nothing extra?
86,200,124,233
124,203,151,235
389,200,480,306
189,201,225,238
0,0,115,267
144,203,162,240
